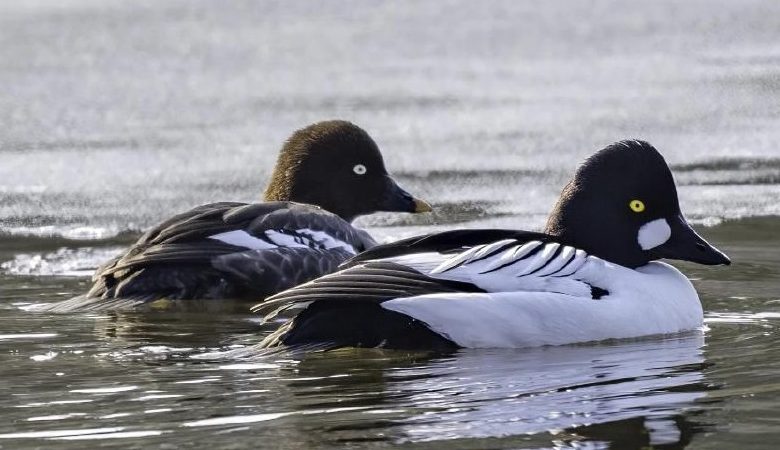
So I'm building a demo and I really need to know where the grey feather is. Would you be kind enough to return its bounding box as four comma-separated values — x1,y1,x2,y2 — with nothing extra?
55,201,375,311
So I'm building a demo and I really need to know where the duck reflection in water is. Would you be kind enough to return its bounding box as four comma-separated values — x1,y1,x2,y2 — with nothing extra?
254,332,716,448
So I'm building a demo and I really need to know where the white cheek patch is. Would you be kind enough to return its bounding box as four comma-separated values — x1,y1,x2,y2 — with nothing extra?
637,218,672,250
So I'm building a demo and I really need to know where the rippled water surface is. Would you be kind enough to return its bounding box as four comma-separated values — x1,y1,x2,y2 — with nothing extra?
2,0,780,448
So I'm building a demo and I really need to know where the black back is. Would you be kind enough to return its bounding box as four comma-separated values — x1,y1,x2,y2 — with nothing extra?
80,202,375,305
346,229,553,267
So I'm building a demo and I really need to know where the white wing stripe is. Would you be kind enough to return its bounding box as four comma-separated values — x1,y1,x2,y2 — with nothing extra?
535,245,577,277
470,239,519,263
209,230,276,250
266,229,357,254
480,240,544,273
430,245,485,274
551,249,589,277
397,238,597,298
210,229,356,254
516,243,560,277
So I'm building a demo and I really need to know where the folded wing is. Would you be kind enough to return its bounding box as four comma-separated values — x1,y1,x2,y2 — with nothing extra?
50,202,377,310
256,230,607,349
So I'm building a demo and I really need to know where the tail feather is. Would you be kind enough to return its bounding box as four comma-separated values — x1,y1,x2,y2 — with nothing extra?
28,295,151,313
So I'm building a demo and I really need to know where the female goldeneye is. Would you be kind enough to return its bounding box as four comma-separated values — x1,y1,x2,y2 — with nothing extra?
43,120,431,312
255,140,731,350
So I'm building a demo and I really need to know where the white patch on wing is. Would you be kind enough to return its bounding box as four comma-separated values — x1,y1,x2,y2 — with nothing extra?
552,249,589,277
535,245,576,276
381,239,594,296
431,240,541,275
637,218,672,250
380,253,449,274
480,241,544,273
295,229,357,254
209,230,276,250
429,246,486,274
516,243,560,276
209,229,356,254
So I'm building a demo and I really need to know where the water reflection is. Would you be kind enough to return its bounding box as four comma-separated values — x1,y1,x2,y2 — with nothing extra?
407,345,703,443
276,333,712,447
0,269,721,449
0,326,714,448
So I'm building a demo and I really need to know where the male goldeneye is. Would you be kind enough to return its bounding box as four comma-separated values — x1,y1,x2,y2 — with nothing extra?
255,140,731,350
42,120,431,312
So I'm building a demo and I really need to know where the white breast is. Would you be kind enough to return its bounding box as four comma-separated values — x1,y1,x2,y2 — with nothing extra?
381,261,702,348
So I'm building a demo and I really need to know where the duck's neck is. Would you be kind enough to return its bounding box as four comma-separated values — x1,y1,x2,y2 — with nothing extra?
544,188,648,269
262,190,357,223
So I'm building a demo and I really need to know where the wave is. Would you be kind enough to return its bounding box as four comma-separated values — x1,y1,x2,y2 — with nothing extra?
0,227,139,253
398,158,780,186
1,247,123,277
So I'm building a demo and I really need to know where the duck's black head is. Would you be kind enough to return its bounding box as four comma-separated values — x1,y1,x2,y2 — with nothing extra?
544,140,730,269
264,120,431,222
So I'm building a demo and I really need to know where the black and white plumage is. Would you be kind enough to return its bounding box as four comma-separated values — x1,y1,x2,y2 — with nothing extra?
255,230,604,349
256,140,731,350
39,121,431,312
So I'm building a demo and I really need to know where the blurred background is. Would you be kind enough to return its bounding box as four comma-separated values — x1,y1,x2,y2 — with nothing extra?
1,0,779,244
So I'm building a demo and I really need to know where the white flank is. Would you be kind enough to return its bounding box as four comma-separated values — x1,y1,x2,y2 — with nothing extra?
381,260,703,348
637,218,672,250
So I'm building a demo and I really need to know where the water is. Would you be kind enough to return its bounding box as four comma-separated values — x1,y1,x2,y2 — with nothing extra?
1,0,779,448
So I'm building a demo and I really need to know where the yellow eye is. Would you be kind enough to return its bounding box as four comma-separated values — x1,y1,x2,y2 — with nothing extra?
629,199,645,213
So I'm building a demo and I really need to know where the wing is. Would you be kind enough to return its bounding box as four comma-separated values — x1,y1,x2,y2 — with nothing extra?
254,260,478,350
253,260,484,315
344,229,549,266
91,202,261,285
348,230,600,297
255,233,606,318
133,201,249,246
255,232,615,350
211,246,356,294
132,201,375,250
86,201,377,302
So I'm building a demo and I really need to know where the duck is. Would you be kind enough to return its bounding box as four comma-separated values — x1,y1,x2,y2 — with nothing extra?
255,140,731,350
41,120,431,312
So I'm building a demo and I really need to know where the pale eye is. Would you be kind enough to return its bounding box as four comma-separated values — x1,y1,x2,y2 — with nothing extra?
353,164,367,175
629,199,646,213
